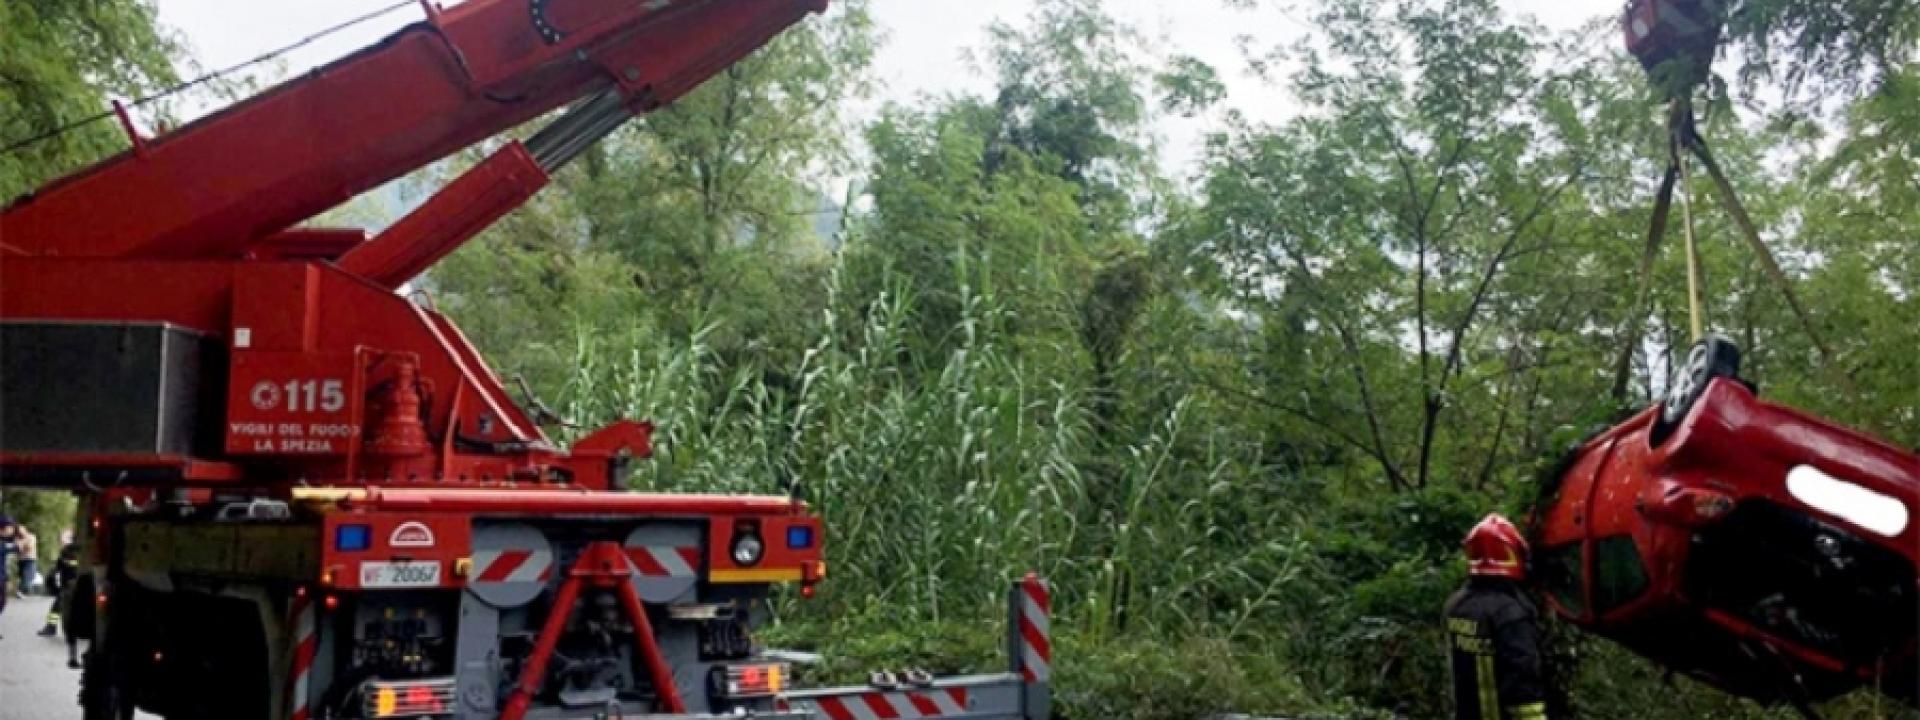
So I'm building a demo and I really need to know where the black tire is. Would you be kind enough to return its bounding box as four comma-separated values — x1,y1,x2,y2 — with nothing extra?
1651,334,1742,446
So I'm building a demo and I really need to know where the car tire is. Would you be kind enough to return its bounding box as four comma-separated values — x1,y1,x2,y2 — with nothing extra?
1650,334,1742,446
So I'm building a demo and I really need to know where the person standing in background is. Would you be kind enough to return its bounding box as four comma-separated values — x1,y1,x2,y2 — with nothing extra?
15,526,39,597
0,516,18,640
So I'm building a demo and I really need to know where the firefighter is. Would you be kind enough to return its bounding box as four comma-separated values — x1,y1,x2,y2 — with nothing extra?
1446,513,1549,720
40,539,81,637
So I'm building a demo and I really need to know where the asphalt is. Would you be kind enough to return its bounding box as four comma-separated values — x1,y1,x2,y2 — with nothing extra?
0,594,85,719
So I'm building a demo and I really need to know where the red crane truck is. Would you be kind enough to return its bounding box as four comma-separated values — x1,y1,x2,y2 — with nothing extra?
0,2,1053,719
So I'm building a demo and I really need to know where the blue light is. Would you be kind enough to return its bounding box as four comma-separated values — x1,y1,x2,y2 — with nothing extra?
786,525,815,550
336,524,372,552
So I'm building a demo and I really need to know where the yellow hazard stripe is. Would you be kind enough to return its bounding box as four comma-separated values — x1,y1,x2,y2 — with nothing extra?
709,568,803,584
1508,702,1548,720
1476,653,1498,720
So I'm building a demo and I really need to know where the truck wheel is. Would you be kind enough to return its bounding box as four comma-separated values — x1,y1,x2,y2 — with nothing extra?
1651,334,1741,446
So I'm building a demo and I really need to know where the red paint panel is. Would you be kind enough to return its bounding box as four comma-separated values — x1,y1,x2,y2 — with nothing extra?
816,698,855,720
0,260,233,332
628,548,668,577
1023,576,1051,612
291,635,317,676
862,694,900,720
907,693,941,716
232,263,320,351
225,351,363,456
478,550,532,583
1020,619,1051,664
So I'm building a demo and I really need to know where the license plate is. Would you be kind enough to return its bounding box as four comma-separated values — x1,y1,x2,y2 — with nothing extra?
359,561,443,588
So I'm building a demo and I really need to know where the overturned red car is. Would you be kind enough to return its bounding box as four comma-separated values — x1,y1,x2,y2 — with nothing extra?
1532,338,1920,710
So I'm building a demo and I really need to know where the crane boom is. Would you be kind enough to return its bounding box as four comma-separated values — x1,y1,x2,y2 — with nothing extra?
0,0,824,261
0,0,827,492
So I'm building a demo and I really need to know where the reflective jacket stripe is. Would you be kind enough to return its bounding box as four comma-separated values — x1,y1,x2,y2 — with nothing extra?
1476,653,1498,720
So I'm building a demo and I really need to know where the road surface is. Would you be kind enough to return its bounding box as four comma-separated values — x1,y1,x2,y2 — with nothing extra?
1,594,95,720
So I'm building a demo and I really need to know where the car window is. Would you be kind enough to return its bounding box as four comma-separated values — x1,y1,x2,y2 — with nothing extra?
1536,542,1585,617
1593,535,1649,614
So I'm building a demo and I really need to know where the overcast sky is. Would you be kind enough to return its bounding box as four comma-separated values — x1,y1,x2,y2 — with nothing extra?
152,0,1619,180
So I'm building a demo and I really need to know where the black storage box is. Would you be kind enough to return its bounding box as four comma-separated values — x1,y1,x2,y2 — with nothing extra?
1,322,216,455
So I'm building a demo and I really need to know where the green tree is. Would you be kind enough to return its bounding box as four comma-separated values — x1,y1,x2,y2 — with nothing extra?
0,0,180,200
1177,0,1636,493
1723,0,1920,98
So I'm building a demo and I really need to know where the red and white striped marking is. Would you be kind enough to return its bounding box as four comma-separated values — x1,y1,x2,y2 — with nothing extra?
805,688,971,720
286,594,318,720
626,545,700,577
1017,574,1050,684
473,547,555,584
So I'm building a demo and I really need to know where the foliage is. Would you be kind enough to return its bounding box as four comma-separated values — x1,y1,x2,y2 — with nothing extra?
1722,0,1920,98
0,0,179,201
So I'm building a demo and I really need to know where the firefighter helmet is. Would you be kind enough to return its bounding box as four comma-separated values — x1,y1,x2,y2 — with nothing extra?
1464,513,1529,580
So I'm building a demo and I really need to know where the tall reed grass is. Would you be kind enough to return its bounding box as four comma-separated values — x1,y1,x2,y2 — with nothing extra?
524,255,1830,719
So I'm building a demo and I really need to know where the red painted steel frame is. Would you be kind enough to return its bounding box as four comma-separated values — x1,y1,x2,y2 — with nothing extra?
334,142,550,290
499,541,685,719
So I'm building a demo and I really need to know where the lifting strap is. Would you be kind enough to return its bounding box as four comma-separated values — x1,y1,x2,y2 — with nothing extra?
1679,127,1838,364
1677,136,1706,343
1612,99,1848,402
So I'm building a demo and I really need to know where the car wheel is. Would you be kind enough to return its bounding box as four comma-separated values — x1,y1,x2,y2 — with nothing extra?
1651,334,1742,446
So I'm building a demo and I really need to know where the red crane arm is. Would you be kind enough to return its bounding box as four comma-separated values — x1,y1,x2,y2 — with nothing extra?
0,0,827,261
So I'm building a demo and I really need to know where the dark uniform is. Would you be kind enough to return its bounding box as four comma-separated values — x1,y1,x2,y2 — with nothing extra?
1446,577,1548,720
43,542,82,637
52,542,80,594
